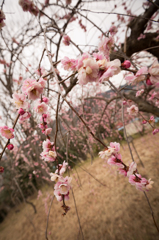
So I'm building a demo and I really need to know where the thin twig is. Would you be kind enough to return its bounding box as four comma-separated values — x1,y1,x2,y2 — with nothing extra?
45,195,55,240
66,132,85,240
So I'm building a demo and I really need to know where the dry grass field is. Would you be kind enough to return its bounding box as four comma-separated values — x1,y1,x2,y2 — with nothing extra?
1,132,159,240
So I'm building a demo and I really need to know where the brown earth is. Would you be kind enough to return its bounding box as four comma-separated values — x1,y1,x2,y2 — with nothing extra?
0,133,159,240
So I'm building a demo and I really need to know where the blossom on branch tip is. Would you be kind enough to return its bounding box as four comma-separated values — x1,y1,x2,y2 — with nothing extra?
0,126,14,139
54,176,72,201
18,108,26,115
63,35,71,46
152,128,159,135
129,174,153,191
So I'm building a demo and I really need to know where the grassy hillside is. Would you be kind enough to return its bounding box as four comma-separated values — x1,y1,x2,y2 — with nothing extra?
0,133,159,240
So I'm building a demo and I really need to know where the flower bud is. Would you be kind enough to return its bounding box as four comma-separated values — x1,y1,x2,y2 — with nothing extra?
18,108,25,115
146,79,153,86
142,120,147,124
0,166,4,173
121,60,131,69
7,144,14,150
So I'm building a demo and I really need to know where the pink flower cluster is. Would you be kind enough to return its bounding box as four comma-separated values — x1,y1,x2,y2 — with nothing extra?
41,139,57,162
99,142,153,191
50,161,71,202
125,60,159,85
19,0,39,16
76,52,121,85
0,126,14,139
61,38,121,85
98,36,114,58
125,67,148,84
0,10,5,30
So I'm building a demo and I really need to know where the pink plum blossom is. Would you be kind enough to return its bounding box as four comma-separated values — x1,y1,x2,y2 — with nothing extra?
127,105,138,116
99,142,120,159
99,59,121,82
42,113,52,124
107,154,124,168
129,174,153,191
42,139,54,152
50,173,62,182
54,176,72,201
44,128,52,135
109,25,118,36
136,89,144,97
12,93,29,109
109,142,120,153
77,53,90,69
61,56,78,71
99,148,115,159
98,36,114,58
149,116,155,124
127,162,137,177
152,128,159,135
63,35,71,46
149,60,159,84
0,126,14,139
22,78,45,100
19,112,31,123
78,58,99,85
145,179,154,190
93,52,105,61
34,102,48,115
55,161,68,175
146,78,153,85
125,67,148,84
41,139,56,161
